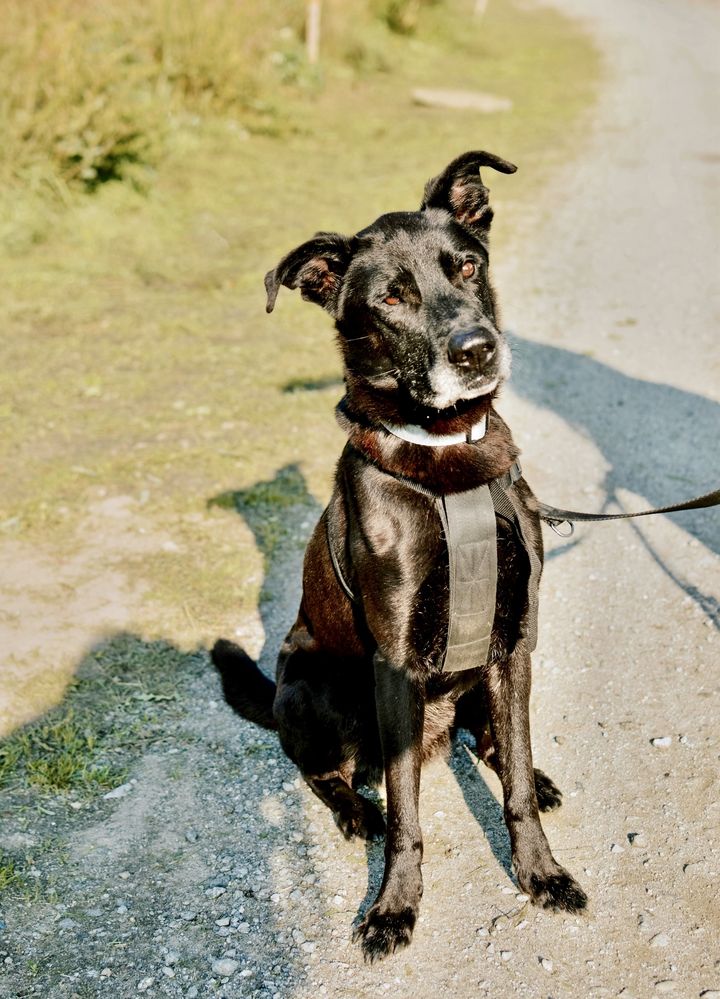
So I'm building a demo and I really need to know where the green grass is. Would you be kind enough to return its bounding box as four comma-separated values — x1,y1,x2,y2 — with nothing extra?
0,0,600,733
0,635,199,796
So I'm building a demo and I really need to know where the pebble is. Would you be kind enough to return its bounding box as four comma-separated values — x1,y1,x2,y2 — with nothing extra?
162,967,175,979
650,737,672,748
238,922,250,934
500,950,512,961
215,917,231,927
100,968,112,978
700,992,720,998
137,978,154,992
205,887,226,898
212,958,239,977
655,982,677,994
165,952,179,965
301,941,316,953
650,933,670,948
104,782,133,800
540,957,553,973
610,843,625,853
181,911,197,922
628,832,648,848
185,829,199,843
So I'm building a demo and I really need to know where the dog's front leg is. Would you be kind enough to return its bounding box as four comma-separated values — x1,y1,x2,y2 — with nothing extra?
353,652,424,961
485,642,587,912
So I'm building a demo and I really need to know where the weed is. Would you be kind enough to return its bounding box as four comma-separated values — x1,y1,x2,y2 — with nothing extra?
0,854,20,892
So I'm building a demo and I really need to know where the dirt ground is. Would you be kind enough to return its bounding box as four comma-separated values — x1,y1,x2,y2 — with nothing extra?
1,0,719,996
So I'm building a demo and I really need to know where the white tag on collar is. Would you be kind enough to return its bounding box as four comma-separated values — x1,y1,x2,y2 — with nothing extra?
380,413,487,447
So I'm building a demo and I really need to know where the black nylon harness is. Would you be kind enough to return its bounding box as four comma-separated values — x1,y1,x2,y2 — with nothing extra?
326,456,719,674
325,460,540,672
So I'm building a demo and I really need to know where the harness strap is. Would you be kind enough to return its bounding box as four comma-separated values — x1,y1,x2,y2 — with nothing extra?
438,484,497,672
489,465,541,652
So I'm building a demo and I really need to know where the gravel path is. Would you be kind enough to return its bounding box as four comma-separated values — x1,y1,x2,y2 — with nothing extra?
2,1,719,997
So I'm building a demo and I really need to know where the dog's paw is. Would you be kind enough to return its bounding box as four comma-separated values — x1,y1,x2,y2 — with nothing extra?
352,905,416,962
534,768,563,812
334,797,386,841
527,869,588,913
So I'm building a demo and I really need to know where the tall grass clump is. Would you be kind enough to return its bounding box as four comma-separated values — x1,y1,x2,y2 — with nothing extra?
0,0,306,194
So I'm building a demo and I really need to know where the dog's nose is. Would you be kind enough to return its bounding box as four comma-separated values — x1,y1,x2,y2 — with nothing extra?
447,329,496,368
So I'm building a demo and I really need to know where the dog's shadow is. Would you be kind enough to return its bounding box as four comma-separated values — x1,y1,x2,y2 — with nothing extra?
510,335,720,627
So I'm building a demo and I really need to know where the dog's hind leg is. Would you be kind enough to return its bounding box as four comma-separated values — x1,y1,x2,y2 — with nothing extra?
304,771,385,841
483,644,587,912
456,687,563,812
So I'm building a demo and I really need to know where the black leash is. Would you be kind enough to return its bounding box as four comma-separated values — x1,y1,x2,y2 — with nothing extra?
537,486,720,537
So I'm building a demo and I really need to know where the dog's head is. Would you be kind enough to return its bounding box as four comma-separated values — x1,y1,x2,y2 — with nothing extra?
265,151,516,417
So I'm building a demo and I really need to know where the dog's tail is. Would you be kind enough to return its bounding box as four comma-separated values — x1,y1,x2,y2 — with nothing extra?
210,638,278,731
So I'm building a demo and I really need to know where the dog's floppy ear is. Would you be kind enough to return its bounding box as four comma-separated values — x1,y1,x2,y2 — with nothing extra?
264,232,353,315
421,151,517,235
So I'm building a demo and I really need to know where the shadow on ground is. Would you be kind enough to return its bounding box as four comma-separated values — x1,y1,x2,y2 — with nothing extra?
511,335,720,625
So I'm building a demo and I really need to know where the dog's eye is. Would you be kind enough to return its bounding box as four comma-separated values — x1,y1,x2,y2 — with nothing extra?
461,261,476,279
383,295,401,306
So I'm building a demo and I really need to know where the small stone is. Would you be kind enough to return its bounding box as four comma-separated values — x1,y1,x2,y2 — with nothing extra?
137,979,154,992
165,952,179,965
212,958,239,977
700,991,720,998
540,957,553,973
282,782,295,792
100,969,112,978
185,829,199,843
119,871,130,880
610,843,625,853
500,950,512,961
104,782,133,800
238,922,250,934
552,735,565,745
650,933,670,948
301,941,316,953
205,887,226,898
412,88,513,113
186,988,199,999
628,832,647,847
650,737,672,748
476,927,489,937
517,920,528,931
515,893,529,903
181,911,197,922
655,982,677,994
215,917,231,927
162,966,175,979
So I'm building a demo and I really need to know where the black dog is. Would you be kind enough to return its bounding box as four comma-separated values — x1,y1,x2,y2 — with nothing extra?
212,151,587,961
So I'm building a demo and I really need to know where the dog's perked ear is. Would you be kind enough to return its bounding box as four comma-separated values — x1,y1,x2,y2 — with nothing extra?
264,232,354,315
421,150,517,235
